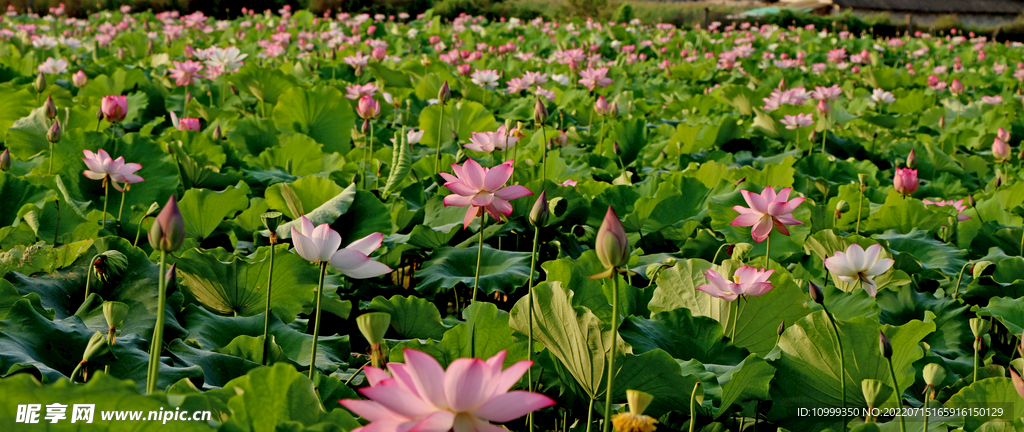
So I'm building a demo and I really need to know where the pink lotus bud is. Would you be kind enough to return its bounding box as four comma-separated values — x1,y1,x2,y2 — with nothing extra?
816,98,830,116
101,95,128,123
148,195,185,252
851,66,860,73
72,70,88,88
366,25,376,35
594,95,609,116
371,47,386,61
950,78,964,94
429,36,441,44
997,127,1010,142
178,117,201,131
927,75,940,87
0,148,10,171
906,149,917,168
592,206,629,277
893,168,919,195
356,95,381,119
44,95,57,120
993,137,1011,161
457,64,472,76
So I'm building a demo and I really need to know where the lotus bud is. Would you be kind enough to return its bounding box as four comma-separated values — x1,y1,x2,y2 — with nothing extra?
893,168,919,195
595,95,609,116
608,101,619,118
993,137,1010,161
939,115,945,129
529,190,549,227
816,98,830,116
809,281,824,304
357,95,381,119
995,176,1002,188
923,363,946,388
591,206,629,278
997,127,1010,142
46,119,61,143
906,149,917,168
1011,369,1024,400
879,331,892,359
165,263,177,288
861,379,890,410
72,70,88,88
148,196,185,252
534,97,547,125
438,80,451,104
44,95,57,120
356,312,391,346
0,148,9,171
178,117,200,131
34,72,46,93
734,176,746,186
950,78,964,94
262,211,283,243
969,318,991,338
212,125,223,140
613,141,621,155
101,95,128,123
968,194,977,208
777,321,785,335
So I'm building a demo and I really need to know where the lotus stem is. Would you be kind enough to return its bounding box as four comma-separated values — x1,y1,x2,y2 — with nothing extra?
586,397,595,432
528,226,540,418
117,188,127,225
602,274,619,432
823,304,846,429
821,115,828,155
83,261,92,302
48,139,54,175
262,240,277,366
70,361,84,383
134,217,146,247
309,262,327,380
53,199,60,245
765,234,771,263
729,299,739,341
953,262,971,299
539,124,548,184
886,356,906,432
146,251,167,394
101,179,109,232
370,123,377,190
434,104,445,174
973,337,980,383
472,213,486,303
689,381,701,432
711,243,728,265
922,390,930,432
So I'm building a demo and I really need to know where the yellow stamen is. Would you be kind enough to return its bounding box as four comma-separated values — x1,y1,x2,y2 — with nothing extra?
611,412,658,432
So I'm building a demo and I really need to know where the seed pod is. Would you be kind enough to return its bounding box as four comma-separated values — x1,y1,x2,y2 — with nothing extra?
969,318,991,338
923,363,946,387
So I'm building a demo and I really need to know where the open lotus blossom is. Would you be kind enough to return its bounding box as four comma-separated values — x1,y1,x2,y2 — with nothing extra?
38,57,68,74
981,95,1003,105
578,67,613,91
780,113,814,129
339,349,555,432
290,215,391,278
470,69,501,89
923,199,971,221
441,159,533,229
464,125,520,153
391,128,424,145
82,149,144,192
823,243,894,297
346,82,378,100
731,186,805,243
697,266,776,301
168,60,205,86
811,85,842,100
169,111,200,131
871,88,896,104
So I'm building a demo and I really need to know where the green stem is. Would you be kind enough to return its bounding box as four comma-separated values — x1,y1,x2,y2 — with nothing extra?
689,381,701,432
528,227,540,395
134,217,146,247
434,104,446,174
539,124,548,184
729,299,739,341
821,115,828,155
309,262,327,380
586,397,595,432
824,306,846,429
922,390,930,432
472,214,486,303
856,186,864,235
70,362,84,383
953,262,971,299
887,356,906,432
602,274,619,432
146,251,167,394
117,188,127,225
711,243,728,265
48,139,54,175
53,198,60,245
974,337,980,383
370,123,377,190
84,262,92,303
765,234,771,263
101,181,109,232
262,242,277,366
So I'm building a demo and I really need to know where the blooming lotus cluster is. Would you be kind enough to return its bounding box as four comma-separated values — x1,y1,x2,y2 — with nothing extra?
824,243,894,297
339,349,555,432
731,187,804,243
441,159,533,228
698,266,776,301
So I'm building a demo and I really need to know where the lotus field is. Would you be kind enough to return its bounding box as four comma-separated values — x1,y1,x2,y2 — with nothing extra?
2,5,1024,432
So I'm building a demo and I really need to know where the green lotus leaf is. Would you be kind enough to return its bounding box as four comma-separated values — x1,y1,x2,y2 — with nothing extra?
416,246,531,296
366,294,448,340
273,85,355,154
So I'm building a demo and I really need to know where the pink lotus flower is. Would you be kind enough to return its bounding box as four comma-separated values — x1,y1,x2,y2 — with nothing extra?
697,266,775,301
981,95,1003,106
101,95,128,123
72,70,88,88
82,149,144,192
811,85,842,101
594,95,610,116
780,113,814,129
290,215,391,278
170,111,200,131
464,125,519,153
824,243,894,297
168,60,205,87
578,67,613,91
339,349,555,432
893,168,919,195
731,187,804,243
950,78,964,95
923,199,971,221
346,82,378,100
998,127,1010,142
591,206,629,279
993,137,1011,160
356,95,381,119
1012,369,1024,400
559,179,578,187
440,159,533,229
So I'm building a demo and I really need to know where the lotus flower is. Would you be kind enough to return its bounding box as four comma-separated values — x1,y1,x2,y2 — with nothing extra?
993,137,1011,161
1012,369,1024,400
823,243,894,297
594,95,610,116
441,159,533,229
590,206,629,279
72,70,88,88
290,215,391,278
578,67,613,91
731,187,804,243
950,78,964,94
101,95,128,123
893,168,919,195
148,196,185,252
82,149,144,192
470,69,500,89
356,95,381,119
871,88,896,104
168,60,205,87
170,111,200,131
339,349,555,432
464,125,519,153
923,199,971,221
697,266,775,301
346,82,378,100
780,113,814,129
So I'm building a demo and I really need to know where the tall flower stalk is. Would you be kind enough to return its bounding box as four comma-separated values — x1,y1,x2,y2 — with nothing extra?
146,196,185,394
589,207,630,432
434,81,451,174
809,282,847,428
260,212,283,366
535,98,549,184
526,191,549,432
881,330,905,432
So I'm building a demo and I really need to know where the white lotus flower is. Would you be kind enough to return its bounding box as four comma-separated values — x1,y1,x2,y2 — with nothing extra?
823,243,894,297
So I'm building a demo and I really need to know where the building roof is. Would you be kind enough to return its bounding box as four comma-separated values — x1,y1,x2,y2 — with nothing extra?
830,0,1024,14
